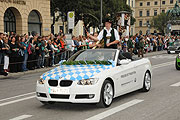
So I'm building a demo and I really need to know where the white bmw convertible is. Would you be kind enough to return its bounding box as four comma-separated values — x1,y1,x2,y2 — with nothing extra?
36,49,152,107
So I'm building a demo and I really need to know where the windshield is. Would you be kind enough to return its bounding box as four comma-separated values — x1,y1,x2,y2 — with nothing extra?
68,49,116,61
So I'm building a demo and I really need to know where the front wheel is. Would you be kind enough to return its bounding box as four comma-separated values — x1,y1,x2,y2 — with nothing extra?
142,72,151,92
167,50,170,54
176,60,180,70
97,80,114,108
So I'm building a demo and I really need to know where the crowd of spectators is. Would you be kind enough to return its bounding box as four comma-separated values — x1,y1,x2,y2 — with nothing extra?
0,32,67,75
121,34,180,57
0,31,180,76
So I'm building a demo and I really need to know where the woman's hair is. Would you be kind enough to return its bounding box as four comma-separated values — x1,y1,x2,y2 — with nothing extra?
11,36,16,41
53,38,57,41
20,37,24,42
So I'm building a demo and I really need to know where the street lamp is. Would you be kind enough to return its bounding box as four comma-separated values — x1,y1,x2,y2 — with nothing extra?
167,22,171,36
59,11,66,34
100,0,103,29
147,24,151,35
144,22,151,35
61,13,65,34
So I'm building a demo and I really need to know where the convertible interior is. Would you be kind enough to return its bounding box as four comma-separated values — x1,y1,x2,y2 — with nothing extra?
119,52,140,61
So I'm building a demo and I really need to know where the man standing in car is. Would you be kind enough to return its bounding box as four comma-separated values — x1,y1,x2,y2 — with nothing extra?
87,17,120,49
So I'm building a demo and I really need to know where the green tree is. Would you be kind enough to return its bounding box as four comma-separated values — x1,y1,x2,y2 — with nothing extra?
151,13,170,35
51,0,132,30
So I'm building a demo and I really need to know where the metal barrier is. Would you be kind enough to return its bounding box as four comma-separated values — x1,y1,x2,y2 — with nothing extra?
0,50,72,66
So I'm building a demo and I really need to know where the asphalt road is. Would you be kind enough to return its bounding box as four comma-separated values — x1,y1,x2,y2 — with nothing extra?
0,52,179,120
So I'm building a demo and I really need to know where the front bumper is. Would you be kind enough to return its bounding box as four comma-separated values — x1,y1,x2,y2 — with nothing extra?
168,50,180,54
36,80,101,103
168,47,180,53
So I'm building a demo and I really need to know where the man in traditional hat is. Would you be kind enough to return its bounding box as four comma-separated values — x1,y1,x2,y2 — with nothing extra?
87,17,120,49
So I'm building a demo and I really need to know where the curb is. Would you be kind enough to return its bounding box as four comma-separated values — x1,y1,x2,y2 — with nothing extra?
0,50,167,79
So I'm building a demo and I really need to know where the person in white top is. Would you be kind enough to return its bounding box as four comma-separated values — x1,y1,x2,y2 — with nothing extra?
87,18,120,49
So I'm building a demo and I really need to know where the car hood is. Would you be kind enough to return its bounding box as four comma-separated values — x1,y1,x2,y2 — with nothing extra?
169,46,179,48
41,64,115,81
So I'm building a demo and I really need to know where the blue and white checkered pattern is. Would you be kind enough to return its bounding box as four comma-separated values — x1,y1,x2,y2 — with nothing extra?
41,64,115,81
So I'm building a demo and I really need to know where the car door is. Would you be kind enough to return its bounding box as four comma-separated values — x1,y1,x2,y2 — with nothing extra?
133,59,149,88
112,60,137,96
118,61,137,94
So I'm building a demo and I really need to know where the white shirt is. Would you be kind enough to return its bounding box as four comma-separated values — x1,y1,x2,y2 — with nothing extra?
51,44,58,51
71,40,75,51
97,28,120,42
79,41,82,45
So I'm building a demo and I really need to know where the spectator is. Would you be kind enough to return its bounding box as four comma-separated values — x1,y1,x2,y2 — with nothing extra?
72,36,79,54
0,33,4,73
3,37,10,74
59,35,66,60
40,36,46,68
44,42,50,67
127,36,134,55
9,36,20,72
35,36,41,68
27,38,36,70
48,40,58,66
138,37,144,58
78,35,83,51
21,37,29,71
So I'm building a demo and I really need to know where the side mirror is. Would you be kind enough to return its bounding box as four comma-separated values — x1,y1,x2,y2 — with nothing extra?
118,59,131,65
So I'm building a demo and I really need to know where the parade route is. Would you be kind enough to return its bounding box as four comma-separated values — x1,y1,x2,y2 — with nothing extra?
0,53,180,120
0,0,180,119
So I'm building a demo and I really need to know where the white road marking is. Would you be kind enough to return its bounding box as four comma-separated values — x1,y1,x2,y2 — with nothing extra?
0,92,35,102
86,99,144,120
170,82,180,87
9,115,33,120
0,96,35,107
152,61,174,69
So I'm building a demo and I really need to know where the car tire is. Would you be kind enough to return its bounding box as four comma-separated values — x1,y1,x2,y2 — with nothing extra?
40,101,56,105
97,80,114,108
167,50,170,54
142,71,151,92
175,60,180,70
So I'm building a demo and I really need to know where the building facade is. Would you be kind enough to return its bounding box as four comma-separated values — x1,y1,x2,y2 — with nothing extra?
134,0,180,35
0,0,51,36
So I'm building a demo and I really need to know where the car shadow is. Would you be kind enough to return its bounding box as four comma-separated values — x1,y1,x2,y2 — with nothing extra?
38,102,99,111
37,89,144,111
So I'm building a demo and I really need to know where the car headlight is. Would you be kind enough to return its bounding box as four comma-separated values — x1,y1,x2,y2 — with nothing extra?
38,78,45,84
178,53,180,58
77,78,99,85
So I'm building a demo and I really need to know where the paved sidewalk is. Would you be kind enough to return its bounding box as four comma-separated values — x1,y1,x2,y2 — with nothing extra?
0,50,168,79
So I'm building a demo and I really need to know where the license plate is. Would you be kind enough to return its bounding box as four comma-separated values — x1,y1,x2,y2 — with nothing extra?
170,51,175,53
49,87,70,94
